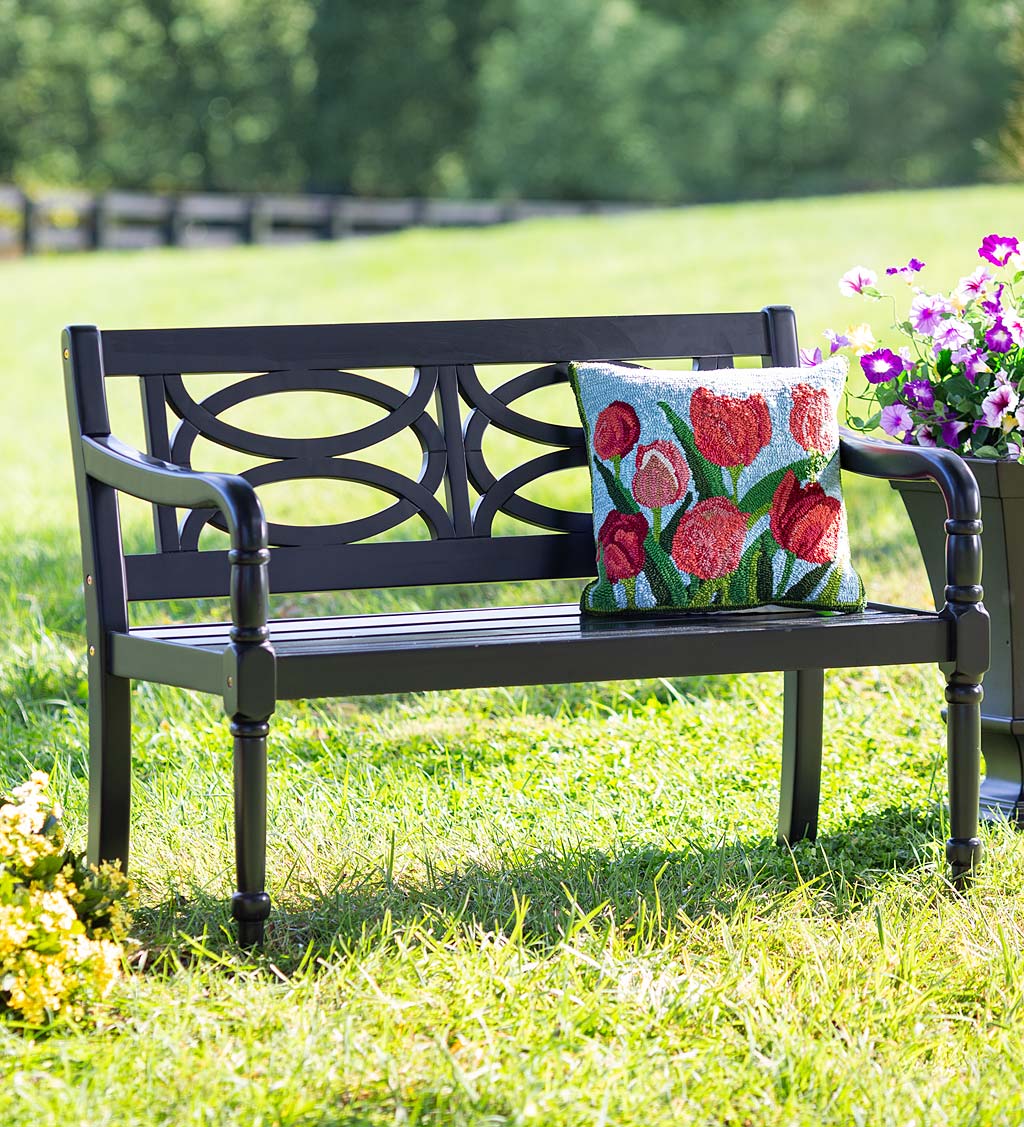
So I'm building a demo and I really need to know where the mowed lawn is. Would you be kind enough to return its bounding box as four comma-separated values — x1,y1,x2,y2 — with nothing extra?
2,185,1024,1125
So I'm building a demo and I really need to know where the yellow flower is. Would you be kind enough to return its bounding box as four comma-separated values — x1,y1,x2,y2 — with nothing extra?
846,323,877,355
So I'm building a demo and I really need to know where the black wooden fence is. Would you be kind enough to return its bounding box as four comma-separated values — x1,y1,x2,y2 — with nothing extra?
0,186,637,254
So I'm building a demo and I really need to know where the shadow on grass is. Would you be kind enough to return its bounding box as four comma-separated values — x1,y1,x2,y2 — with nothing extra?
131,802,946,970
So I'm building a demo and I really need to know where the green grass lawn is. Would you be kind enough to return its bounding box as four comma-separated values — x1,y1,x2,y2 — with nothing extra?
3,185,1024,1124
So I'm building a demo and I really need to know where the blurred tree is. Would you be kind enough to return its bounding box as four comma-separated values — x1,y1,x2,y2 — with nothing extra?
2,0,315,190
995,0,1024,178
307,0,507,196
470,0,680,201
0,0,1016,201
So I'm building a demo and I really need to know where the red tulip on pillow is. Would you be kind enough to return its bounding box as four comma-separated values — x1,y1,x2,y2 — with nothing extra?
593,401,641,469
770,470,842,563
671,498,747,580
690,387,771,468
632,440,690,538
789,383,836,456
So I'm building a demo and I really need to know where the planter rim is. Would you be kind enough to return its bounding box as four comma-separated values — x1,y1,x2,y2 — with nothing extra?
888,455,1024,498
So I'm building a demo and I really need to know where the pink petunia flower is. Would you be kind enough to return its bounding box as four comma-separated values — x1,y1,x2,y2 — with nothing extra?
1005,313,1024,346
931,318,974,353
979,234,1021,268
860,348,903,384
799,346,823,367
839,266,878,297
957,266,992,301
915,425,938,447
880,404,913,439
824,329,850,354
981,384,1020,427
908,293,952,336
897,346,915,372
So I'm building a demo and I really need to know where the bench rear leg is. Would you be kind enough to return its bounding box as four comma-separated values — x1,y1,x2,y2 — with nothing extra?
231,715,272,947
777,668,824,845
87,669,132,870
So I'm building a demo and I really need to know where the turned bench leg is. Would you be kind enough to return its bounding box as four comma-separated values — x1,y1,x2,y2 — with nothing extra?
777,668,824,845
87,669,132,870
231,715,272,946
946,670,984,884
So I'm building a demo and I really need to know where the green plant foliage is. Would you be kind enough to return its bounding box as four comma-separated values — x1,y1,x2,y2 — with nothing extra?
0,0,1016,200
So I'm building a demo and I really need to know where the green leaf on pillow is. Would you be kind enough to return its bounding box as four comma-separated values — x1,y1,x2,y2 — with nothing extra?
588,553,617,612
657,402,727,499
593,456,640,514
643,535,690,606
737,458,812,515
756,532,775,599
781,562,830,602
659,492,692,555
818,566,843,606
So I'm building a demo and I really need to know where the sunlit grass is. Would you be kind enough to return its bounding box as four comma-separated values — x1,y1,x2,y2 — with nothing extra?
1,185,1023,1124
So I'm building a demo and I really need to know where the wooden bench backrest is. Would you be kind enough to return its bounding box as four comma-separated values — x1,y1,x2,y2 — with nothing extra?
71,308,799,603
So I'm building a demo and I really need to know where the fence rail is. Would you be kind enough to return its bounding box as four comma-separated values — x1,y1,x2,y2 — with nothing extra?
0,186,637,254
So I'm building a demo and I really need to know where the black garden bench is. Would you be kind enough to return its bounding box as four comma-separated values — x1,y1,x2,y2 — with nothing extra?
62,306,989,945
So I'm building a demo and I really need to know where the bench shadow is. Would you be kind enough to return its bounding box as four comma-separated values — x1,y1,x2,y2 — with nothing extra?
132,802,946,969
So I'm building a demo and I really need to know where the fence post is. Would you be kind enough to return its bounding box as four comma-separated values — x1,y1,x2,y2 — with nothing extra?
246,197,272,244
21,192,35,255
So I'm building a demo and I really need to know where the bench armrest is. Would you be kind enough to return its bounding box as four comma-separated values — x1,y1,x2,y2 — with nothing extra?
82,435,271,667
82,435,267,556
838,427,981,525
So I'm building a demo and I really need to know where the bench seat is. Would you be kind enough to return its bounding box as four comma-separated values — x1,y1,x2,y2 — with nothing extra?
114,602,951,699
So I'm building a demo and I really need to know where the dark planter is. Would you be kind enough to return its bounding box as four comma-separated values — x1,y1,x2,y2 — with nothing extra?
893,460,1024,822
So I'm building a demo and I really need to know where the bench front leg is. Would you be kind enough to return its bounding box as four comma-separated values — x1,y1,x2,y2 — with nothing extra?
778,668,824,845
944,515,987,884
224,543,276,947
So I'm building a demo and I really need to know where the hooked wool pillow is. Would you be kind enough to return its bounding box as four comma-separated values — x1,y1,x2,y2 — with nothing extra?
568,355,866,614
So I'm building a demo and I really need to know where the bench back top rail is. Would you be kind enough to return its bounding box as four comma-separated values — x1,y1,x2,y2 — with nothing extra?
66,308,799,603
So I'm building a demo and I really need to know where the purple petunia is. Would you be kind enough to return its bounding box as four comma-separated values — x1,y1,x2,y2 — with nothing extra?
860,348,903,384
915,425,938,447
824,329,850,354
986,321,1015,353
908,293,952,336
901,379,935,410
982,283,1006,318
880,403,913,439
886,257,926,277
951,347,989,382
940,418,967,447
799,346,823,367
979,233,1020,268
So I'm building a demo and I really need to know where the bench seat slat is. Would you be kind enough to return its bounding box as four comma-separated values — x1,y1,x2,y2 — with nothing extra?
111,602,950,699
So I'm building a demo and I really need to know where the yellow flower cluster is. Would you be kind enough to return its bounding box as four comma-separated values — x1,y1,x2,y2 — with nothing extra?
0,772,136,1027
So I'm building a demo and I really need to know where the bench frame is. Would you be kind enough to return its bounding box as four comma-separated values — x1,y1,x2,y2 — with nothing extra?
62,306,989,945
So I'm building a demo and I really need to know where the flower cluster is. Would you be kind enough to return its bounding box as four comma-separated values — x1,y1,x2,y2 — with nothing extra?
0,772,135,1027
814,235,1024,459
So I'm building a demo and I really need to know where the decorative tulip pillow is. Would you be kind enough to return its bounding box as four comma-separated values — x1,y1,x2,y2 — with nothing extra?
568,355,866,614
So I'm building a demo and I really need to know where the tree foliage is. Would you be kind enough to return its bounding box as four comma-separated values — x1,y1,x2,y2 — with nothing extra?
0,0,1017,201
